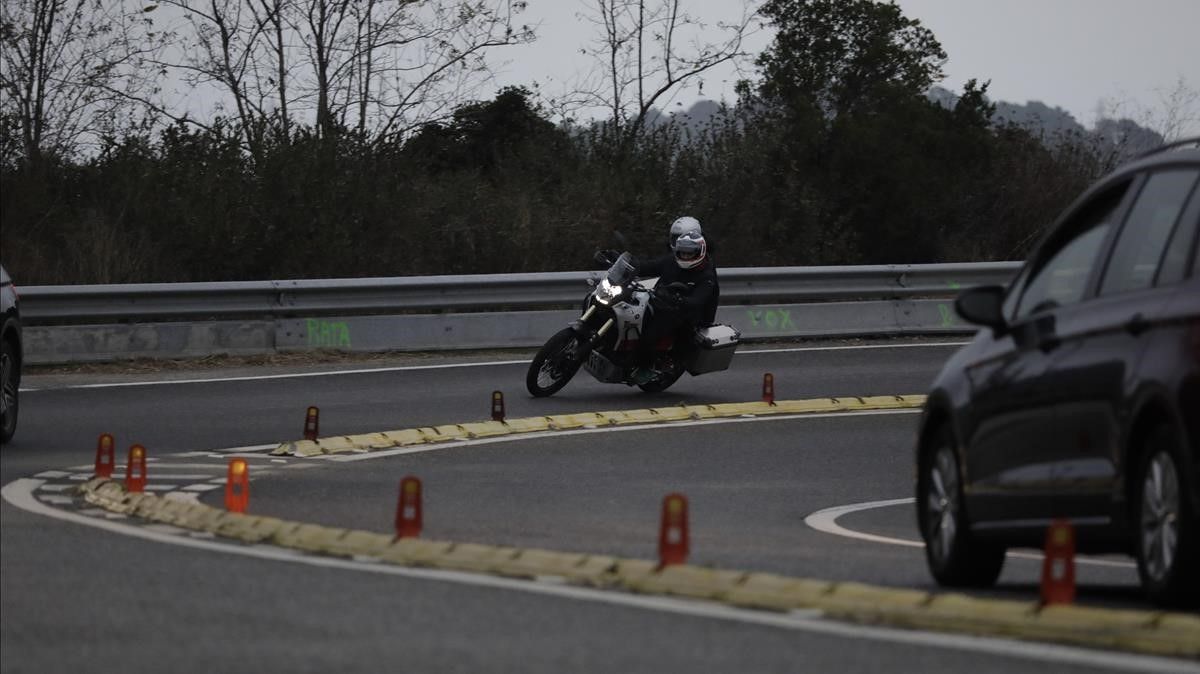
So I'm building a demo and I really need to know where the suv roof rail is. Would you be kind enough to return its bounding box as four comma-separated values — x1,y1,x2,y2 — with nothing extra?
1133,136,1200,160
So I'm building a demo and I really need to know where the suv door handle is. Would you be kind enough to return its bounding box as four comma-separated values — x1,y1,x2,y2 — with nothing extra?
1126,313,1150,336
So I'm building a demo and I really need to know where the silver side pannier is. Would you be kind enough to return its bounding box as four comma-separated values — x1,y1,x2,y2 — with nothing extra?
687,324,740,375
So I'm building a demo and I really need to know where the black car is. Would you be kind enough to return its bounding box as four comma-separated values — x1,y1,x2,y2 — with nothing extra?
915,139,1200,606
1,264,21,444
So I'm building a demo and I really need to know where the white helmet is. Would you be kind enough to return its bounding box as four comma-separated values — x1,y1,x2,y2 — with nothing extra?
668,216,702,247
673,231,707,269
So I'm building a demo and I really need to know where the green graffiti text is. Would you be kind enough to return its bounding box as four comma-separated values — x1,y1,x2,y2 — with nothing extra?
938,304,955,328
747,309,795,331
307,319,352,349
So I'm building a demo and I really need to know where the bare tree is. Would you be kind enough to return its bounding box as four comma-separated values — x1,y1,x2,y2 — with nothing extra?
569,0,758,139
146,0,532,149
308,0,536,144
151,0,275,157
1090,77,1198,170
0,0,168,166
1151,76,1199,142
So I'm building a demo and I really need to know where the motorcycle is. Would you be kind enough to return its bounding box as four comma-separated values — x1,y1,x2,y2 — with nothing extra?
525,250,740,397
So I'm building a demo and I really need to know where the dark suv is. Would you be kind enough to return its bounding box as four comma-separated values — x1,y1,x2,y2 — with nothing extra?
915,140,1200,606
2,265,21,444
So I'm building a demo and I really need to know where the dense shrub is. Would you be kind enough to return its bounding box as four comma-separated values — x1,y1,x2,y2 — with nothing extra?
1,72,1117,284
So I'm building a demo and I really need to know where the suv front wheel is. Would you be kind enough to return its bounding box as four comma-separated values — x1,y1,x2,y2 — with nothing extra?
1134,424,1198,606
919,429,1006,587
1,337,18,444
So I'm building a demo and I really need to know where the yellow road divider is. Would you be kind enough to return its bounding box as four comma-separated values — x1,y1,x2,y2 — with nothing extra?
76,478,1200,659
271,395,929,457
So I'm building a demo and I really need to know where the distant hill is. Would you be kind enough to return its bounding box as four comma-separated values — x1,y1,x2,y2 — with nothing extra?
927,85,1164,157
640,90,1166,159
645,99,724,131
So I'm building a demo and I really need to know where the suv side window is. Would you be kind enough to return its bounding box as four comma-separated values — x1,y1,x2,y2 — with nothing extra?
1099,169,1199,295
1014,183,1128,320
1155,183,1200,286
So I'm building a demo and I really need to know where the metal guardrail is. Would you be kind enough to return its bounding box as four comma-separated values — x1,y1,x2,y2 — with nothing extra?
20,263,1021,323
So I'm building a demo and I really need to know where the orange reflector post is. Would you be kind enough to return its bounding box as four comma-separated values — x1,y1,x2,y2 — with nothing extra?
658,492,690,568
762,373,775,405
125,444,147,493
303,406,320,441
491,390,505,422
225,458,249,513
395,476,423,539
94,433,116,478
1041,519,1076,605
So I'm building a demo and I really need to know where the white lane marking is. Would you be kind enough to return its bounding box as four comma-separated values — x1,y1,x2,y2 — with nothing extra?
203,443,277,454
1,479,1188,673
34,471,72,479
38,484,76,493
805,498,925,548
181,484,222,492
329,409,923,462
805,499,1137,570
174,444,275,457
20,341,969,392
19,360,529,391
142,485,179,492
742,341,969,355
38,495,75,505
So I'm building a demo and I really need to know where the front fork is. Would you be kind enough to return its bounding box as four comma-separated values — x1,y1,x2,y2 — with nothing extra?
572,304,615,359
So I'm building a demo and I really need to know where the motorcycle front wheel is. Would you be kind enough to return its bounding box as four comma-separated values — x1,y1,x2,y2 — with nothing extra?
526,328,583,397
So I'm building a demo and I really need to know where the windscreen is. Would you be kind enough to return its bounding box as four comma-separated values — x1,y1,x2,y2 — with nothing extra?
606,252,635,285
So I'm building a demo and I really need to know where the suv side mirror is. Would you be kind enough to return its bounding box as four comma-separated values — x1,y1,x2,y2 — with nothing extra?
955,285,1008,334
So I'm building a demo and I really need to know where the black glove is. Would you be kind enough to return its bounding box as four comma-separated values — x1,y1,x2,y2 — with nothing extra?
594,249,620,266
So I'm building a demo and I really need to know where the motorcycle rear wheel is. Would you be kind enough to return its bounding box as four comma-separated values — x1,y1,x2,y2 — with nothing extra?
526,328,582,397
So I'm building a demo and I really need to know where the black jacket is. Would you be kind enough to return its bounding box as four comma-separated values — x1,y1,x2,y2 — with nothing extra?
633,254,720,326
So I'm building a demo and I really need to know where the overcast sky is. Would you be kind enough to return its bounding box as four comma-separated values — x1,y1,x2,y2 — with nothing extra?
489,0,1200,133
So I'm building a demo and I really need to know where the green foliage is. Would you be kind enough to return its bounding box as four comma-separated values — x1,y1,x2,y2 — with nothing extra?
752,0,946,118
0,3,1121,284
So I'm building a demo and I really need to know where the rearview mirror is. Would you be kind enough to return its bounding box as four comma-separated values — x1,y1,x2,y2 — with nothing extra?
955,285,1008,333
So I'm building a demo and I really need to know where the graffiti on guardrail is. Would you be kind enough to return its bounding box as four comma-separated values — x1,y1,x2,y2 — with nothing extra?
940,280,961,327
747,309,795,331
306,319,352,348
938,304,956,328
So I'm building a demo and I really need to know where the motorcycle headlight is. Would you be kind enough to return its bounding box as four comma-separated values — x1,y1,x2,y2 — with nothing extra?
595,279,622,304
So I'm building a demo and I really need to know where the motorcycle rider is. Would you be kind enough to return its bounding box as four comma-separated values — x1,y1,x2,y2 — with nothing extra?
630,228,719,384
625,216,718,322
668,215,702,248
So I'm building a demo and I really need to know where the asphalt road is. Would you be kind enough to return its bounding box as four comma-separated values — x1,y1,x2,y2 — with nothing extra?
0,340,1186,673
